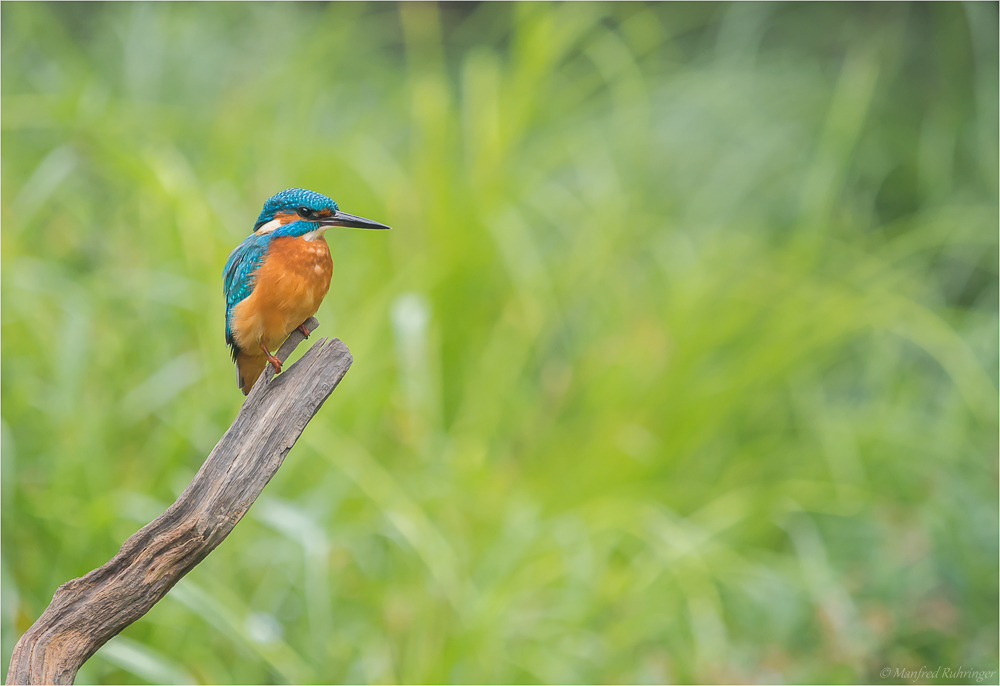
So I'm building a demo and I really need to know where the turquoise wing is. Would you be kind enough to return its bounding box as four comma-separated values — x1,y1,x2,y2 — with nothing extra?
223,233,271,360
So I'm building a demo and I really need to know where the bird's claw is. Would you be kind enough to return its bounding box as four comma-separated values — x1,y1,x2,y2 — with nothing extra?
297,324,311,338
266,354,282,374
260,342,282,374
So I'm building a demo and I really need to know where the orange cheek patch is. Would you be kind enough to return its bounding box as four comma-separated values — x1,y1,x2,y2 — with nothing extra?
274,212,299,224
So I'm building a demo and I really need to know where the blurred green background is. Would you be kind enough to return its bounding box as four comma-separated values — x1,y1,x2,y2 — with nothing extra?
2,2,998,684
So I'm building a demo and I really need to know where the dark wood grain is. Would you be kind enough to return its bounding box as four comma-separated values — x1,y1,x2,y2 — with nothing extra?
6,317,351,685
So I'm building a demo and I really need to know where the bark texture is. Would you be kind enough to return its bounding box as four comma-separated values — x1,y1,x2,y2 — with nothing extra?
6,318,350,685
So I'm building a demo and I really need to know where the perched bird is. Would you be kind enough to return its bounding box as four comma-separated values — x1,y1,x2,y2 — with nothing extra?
223,188,390,394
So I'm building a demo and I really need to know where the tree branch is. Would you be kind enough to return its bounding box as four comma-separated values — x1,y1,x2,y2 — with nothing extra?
6,317,350,685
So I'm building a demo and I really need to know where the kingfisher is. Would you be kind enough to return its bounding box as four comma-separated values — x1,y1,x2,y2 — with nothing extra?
223,188,390,394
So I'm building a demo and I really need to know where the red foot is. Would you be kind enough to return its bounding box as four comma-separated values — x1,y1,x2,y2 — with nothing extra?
298,324,311,338
260,342,282,373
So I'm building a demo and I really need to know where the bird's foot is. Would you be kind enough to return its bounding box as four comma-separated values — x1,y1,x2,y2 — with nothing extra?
297,324,311,338
259,342,282,373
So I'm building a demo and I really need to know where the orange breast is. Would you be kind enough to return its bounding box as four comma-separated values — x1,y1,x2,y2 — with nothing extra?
230,235,333,352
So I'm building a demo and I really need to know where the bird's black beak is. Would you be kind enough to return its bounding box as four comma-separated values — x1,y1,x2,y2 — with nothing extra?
319,211,392,230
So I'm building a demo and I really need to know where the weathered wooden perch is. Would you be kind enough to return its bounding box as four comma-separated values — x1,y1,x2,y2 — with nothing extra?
6,317,351,685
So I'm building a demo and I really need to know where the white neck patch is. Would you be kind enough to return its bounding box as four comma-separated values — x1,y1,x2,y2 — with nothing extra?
255,218,283,235
254,220,328,241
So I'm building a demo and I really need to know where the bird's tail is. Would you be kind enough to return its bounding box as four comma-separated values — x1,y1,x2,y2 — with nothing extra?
236,352,268,396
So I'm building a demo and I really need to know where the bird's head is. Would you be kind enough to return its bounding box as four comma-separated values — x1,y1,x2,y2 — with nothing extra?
253,188,391,237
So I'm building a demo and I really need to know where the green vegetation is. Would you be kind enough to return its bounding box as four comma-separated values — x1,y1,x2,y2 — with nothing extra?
2,3,997,683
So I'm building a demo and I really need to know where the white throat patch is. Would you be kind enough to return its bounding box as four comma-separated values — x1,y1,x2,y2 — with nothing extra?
302,227,329,241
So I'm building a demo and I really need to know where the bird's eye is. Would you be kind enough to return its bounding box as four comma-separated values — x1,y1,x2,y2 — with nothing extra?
298,207,315,219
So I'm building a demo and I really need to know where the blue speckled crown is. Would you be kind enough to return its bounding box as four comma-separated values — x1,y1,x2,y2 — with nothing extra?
255,188,339,228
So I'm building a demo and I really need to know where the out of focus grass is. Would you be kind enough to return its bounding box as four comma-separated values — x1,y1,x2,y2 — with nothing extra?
2,3,997,684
